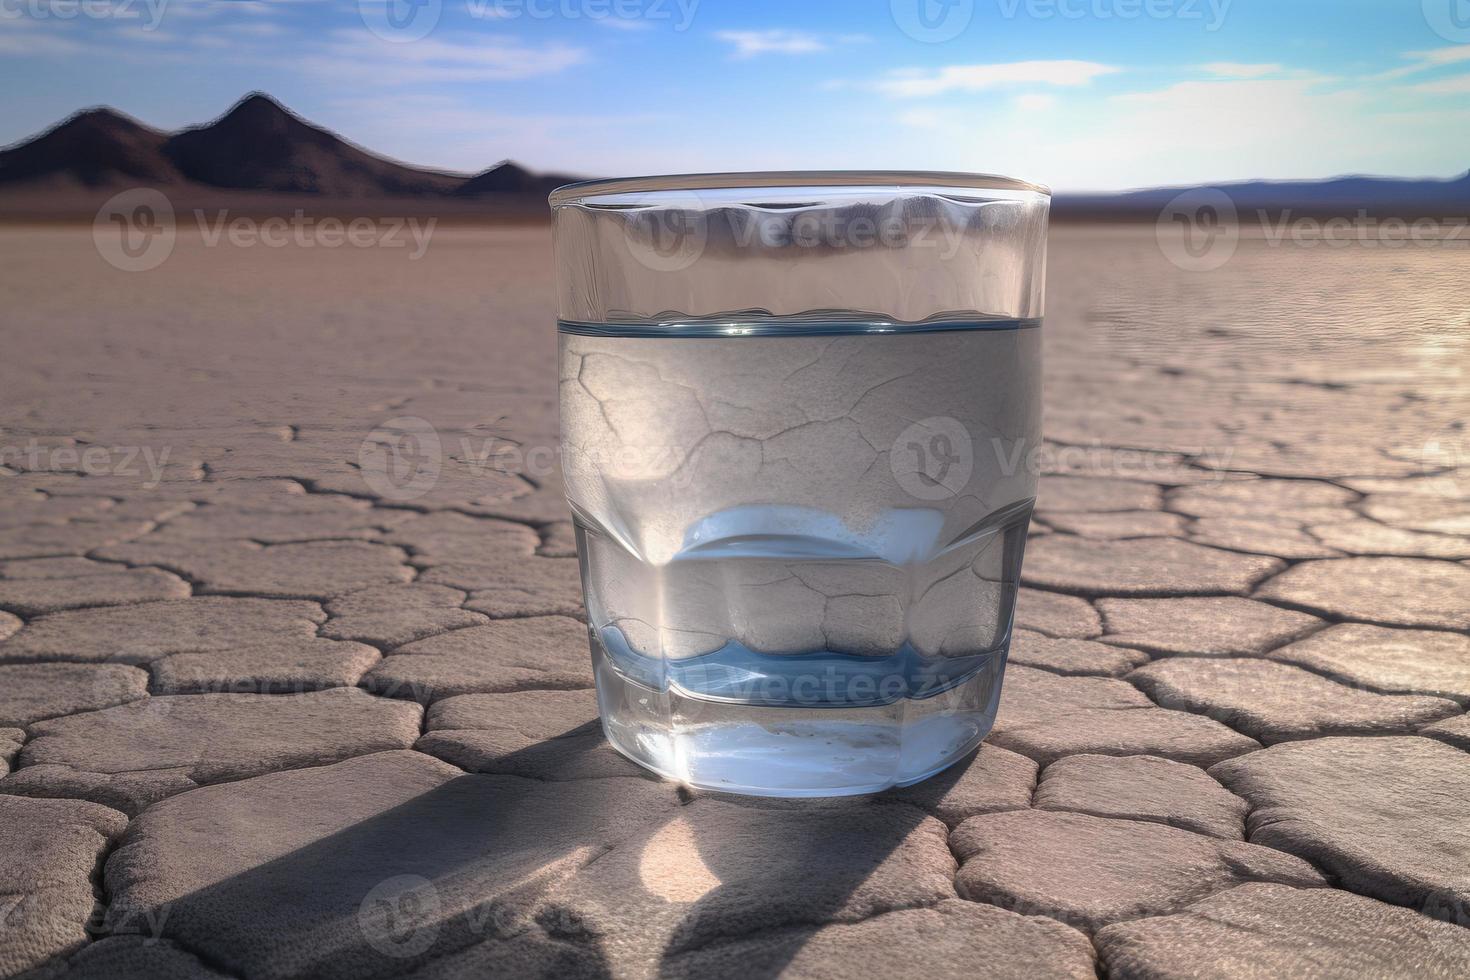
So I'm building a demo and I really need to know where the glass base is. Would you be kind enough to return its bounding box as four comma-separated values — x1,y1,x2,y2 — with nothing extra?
592,642,1007,797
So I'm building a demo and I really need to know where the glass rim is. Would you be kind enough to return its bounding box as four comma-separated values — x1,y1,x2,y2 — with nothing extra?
549,170,1051,206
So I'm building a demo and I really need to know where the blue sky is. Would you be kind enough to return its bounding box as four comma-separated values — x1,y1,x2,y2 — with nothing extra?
2,0,1469,190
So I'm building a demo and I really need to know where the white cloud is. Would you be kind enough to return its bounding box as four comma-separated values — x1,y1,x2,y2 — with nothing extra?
225,20,284,36
0,32,84,56
1403,46,1470,68
1406,74,1470,95
887,73,1470,190
113,24,178,42
896,107,943,129
300,30,586,84
323,93,668,174
1013,93,1057,111
1375,46,1470,81
596,17,655,31
186,21,285,49
0,13,107,53
714,30,826,58
0,8,582,82
1202,62,1283,79
161,0,292,18
0,0,148,20
0,2,335,73
873,60,1120,97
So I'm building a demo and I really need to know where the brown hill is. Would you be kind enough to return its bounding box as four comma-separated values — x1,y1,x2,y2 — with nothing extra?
160,92,466,198
455,160,579,198
0,107,181,188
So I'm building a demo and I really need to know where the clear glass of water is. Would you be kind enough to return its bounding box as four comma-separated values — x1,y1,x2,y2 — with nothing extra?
552,172,1048,796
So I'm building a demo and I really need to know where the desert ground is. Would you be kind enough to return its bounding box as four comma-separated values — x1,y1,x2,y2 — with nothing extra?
1,223,1468,978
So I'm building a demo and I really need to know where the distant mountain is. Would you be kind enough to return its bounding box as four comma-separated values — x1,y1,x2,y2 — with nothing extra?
0,107,181,188
455,160,578,198
0,93,577,203
1055,172,1470,218
161,93,465,198
2,93,1465,220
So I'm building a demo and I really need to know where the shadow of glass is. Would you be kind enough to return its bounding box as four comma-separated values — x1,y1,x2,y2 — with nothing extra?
46,717,973,979
650,761,967,978
94,728,652,980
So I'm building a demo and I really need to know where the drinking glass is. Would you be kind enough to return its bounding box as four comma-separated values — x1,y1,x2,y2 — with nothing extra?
552,172,1048,796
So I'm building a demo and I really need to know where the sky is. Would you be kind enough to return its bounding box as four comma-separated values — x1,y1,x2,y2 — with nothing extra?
2,0,1469,191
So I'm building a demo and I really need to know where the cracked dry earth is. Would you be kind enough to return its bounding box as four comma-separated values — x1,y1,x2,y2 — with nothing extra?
1,223,1469,980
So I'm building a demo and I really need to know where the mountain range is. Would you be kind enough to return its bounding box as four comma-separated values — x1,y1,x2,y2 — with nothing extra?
2,92,1466,219
0,92,576,207
1059,172,1470,219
